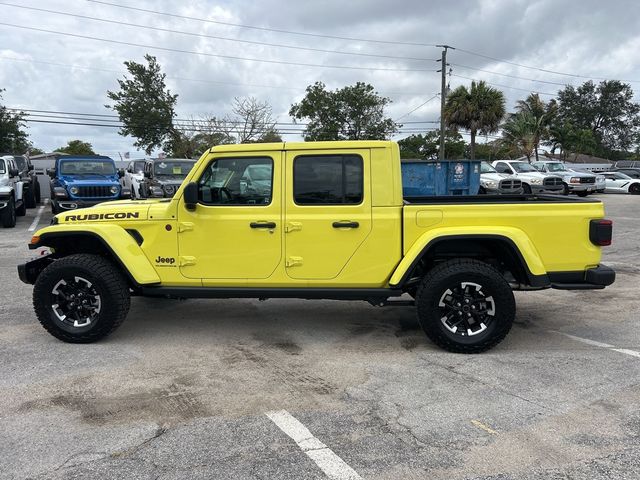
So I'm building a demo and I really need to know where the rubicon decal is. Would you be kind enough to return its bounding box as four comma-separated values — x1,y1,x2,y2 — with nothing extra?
64,212,140,221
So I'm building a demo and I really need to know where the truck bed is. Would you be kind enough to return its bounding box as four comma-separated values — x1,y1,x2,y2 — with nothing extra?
401,194,605,275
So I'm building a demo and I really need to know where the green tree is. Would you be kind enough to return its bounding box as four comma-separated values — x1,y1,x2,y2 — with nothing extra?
515,94,557,162
289,82,399,140
556,80,640,156
28,147,45,156
0,89,30,152
106,54,177,154
547,122,598,161
55,139,96,155
444,80,505,159
472,140,515,161
501,112,537,161
398,130,465,159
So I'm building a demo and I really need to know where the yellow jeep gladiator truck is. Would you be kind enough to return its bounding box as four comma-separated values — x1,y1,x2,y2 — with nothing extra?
18,141,615,353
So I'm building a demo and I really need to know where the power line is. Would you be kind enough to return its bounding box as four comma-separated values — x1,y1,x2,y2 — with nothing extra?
0,55,434,97
394,94,440,122
454,47,640,84
450,74,557,96
450,63,572,86
0,2,437,63
0,23,438,73
86,0,439,47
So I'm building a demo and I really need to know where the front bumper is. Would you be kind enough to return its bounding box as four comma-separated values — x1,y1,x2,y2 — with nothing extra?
531,185,564,194
550,265,616,290
567,183,596,192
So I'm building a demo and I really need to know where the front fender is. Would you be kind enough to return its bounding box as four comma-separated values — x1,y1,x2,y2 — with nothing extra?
31,224,161,285
389,226,547,287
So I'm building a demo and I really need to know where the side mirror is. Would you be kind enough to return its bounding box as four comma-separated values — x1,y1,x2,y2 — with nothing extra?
183,182,198,211
9,168,19,177
46,168,56,178
118,168,125,178
143,170,151,178
28,164,34,171
126,167,133,173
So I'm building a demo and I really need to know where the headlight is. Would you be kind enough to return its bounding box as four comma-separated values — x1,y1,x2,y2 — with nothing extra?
597,175,605,181
150,186,164,197
163,184,175,195
481,180,498,188
69,186,79,195
109,185,119,194
570,177,581,184
530,178,542,185
54,186,68,198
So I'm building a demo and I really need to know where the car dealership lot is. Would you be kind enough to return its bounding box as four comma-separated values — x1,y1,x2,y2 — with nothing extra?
1,195,639,480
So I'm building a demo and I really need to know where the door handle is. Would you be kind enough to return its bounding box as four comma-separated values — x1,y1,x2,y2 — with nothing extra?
250,222,276,229
332,221,359,229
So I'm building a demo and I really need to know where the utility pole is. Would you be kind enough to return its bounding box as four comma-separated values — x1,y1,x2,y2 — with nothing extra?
436,45,453,160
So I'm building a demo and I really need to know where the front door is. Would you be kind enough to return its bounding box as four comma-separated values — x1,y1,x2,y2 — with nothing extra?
284,149,372,280
178,153,282,279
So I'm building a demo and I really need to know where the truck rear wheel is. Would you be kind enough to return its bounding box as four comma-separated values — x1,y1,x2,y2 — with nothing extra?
415,259,515,353
33,254,130,343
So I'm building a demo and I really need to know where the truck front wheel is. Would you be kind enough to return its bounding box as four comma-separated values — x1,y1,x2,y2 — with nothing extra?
33,254,130,343
415,259,515,353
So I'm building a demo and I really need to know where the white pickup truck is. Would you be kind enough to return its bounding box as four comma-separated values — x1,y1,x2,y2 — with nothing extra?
492,160,563,194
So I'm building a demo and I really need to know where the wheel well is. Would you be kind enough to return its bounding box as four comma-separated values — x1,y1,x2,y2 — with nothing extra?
404,237,534,288
40,234,138,289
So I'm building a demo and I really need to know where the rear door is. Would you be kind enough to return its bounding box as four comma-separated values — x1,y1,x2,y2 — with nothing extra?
284,149,372,280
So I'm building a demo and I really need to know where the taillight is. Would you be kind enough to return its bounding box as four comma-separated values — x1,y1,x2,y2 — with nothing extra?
589,219,612,246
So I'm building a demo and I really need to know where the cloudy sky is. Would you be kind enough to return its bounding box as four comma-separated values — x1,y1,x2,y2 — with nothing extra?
0,0,639,157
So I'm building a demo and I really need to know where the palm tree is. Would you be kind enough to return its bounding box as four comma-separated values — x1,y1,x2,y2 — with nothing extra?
501,112,537,162
515,94,557,162
444,81,506,159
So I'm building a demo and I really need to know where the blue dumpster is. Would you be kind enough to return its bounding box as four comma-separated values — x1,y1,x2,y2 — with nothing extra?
401,159,481,196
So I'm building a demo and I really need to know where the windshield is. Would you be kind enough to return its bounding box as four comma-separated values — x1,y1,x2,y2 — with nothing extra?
544,163,568,172
133,160,145,173
511,162,538,173
154,160,194,177
0,159,5,174
59,160,116,176
14,156,26,170
480,162,497,174
246,165,271,181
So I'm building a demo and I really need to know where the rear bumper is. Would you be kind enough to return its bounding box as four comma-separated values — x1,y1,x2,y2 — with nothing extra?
550,265,616,290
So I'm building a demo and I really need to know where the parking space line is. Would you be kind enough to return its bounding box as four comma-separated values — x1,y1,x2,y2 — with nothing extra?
553,331,640,359
266,410,362,480
27,199,49,232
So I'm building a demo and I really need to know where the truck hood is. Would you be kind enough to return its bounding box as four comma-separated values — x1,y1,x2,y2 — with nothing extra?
55,199,158,224
480,172,513,182
58,175,120,185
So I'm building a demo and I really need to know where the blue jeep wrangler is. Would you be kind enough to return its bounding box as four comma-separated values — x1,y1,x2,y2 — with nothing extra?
47,155,130,214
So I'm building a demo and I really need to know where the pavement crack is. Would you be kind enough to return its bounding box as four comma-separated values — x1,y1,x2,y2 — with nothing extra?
111,424,169,458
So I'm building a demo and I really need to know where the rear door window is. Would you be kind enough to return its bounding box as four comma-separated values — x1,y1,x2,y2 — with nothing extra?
293,155,363,205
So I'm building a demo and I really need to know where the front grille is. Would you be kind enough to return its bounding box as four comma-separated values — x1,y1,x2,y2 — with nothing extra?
580,177,596,184
76,186,114,198
499,179,522,191
544,177,563,187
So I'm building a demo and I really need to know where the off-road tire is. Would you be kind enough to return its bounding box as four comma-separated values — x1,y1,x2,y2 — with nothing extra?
576,191,589,197
415,259,515,353
522,183,532,194
25,185,37,208
33,254,130,343
478,186,487,195
35,182,41,204
51,200,59,215
16,199,26,216
1,196,16,228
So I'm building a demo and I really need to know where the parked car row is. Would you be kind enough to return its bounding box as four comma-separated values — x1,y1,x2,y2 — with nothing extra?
122,158,196,199
0,154,43,227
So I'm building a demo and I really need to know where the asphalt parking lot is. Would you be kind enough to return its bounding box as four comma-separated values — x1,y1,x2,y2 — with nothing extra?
1,195,639,480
